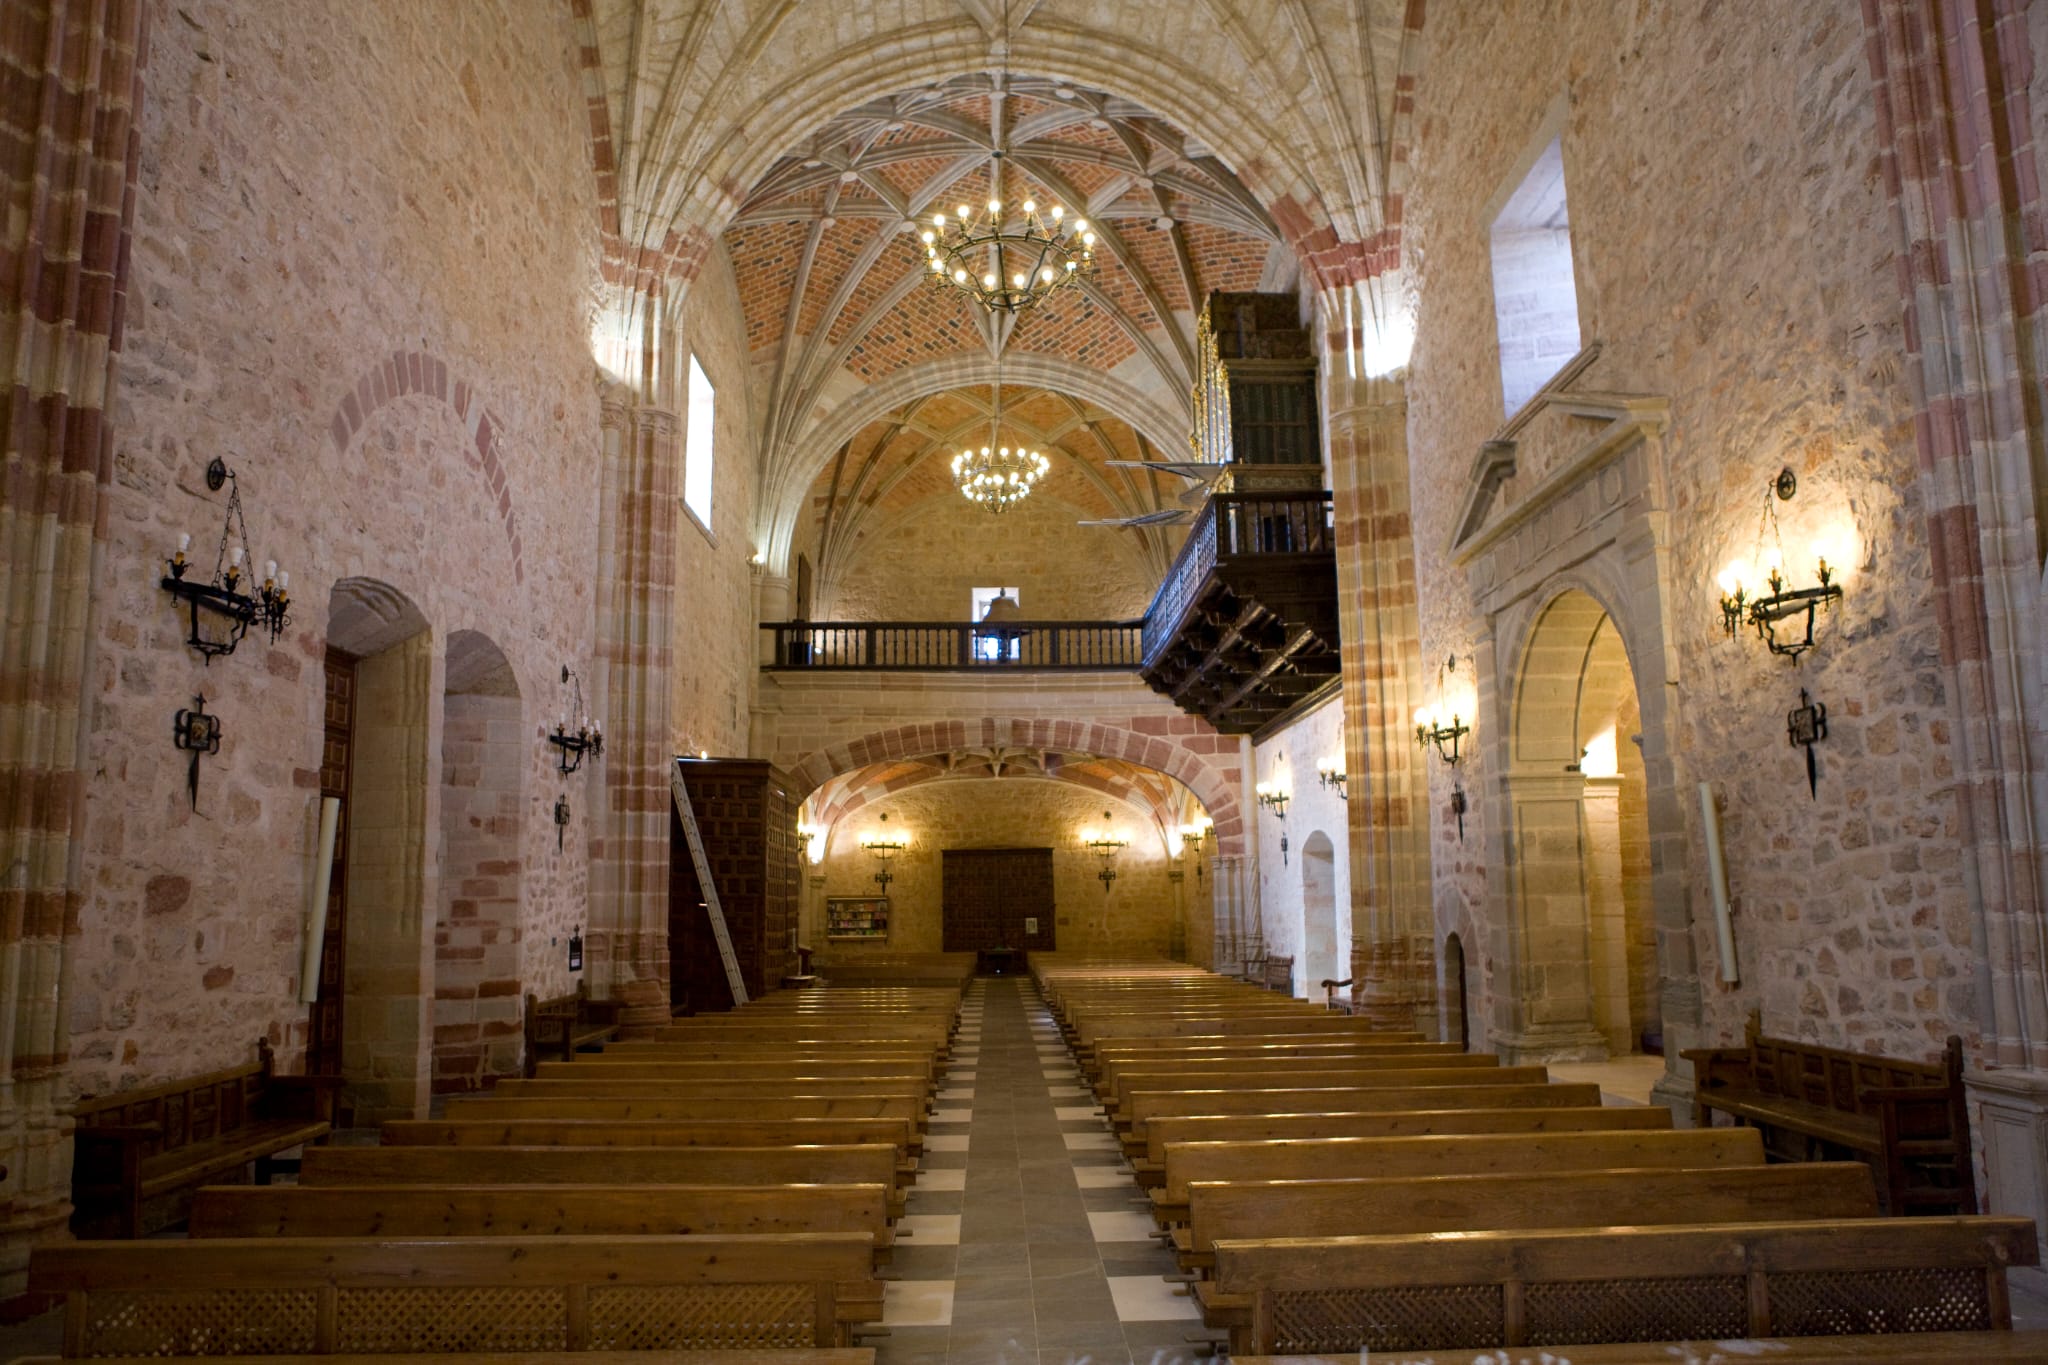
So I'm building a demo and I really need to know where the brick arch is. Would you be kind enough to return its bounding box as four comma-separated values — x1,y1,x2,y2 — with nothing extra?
784,717,1246,857
325,350,525,584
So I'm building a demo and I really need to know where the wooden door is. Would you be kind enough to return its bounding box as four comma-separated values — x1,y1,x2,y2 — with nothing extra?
941,849,1056,951
307,648,355,1076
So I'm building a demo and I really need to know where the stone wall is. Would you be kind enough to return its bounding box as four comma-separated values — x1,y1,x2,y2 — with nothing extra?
811,781,1181,958
76,0,602,1098
671,243,763,759
1249,697,1352,999
434,688,524,1094
1402,0,1960,1059
820,491,1160,623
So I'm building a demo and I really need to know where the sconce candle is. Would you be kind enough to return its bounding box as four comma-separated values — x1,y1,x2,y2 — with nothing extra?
160,459,294,661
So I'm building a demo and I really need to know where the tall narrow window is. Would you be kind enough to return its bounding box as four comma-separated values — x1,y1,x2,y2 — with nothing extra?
684,354,715,528
1489,137,1581,417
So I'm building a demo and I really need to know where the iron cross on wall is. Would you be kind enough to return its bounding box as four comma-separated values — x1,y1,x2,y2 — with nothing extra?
1788,688,1828,798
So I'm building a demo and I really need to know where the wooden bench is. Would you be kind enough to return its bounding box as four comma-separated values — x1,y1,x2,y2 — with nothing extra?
1207,1216,2039,1356
1230,1332,2048,1362
443,1093,928,1131
1178,1161,1876,1274
1683,1012,1976,1214
379,1119,921,1185
9,1354,878,1365
498,1077,936,1103
1119,1080,1597,1156
1135,1102,1670,1172
522,981,623,1076
1104,1060,1521,1121
28,1234,879,1352
299,1142,909,1217
70,1038,338,1238
190,1181,896,1254
1090,1043,1478,1098
1152,1126,1766,1226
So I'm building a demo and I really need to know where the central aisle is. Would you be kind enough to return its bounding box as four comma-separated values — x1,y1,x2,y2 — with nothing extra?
880,977,1215,1365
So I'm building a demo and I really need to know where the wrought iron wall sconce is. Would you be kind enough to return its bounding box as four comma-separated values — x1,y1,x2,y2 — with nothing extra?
173,694,222,811
1716,468,1847,662
1414,655,1472,767
553,795,571,852
1317,755,1348,799
1256,778,1291,864
1788,688,1828,798
1082,811,1128,892
547,666,605,775
1179,821,1209,885
861,813,907,891
161,458,292,663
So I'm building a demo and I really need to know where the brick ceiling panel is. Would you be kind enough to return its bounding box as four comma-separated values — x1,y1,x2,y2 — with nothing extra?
846,283,983,380
1118,225,1191,313
727,220,809,353
795,219,881,338
1182,221,1273,297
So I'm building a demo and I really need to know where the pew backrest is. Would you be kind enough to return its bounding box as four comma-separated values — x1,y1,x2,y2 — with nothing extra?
299,1142,900,1191
1143,1104,1669,1165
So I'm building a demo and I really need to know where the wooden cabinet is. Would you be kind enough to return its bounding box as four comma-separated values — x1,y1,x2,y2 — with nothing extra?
669,758,799,1010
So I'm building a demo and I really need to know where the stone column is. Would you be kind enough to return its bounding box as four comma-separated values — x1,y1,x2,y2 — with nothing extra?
590,385,677,1003
0,0,147,1293
1861,0,2048,1279
1326,361,1433,1032
756,571,790,668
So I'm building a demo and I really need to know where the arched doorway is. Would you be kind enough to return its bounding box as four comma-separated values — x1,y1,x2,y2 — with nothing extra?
1500,589,1657,1061
1443,931,1469,1050
433,631,524,1094
320,578,434,1123
1300,831,1338,998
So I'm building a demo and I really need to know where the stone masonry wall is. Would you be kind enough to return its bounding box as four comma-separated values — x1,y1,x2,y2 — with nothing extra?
1402,0,1962,1059
76,0,602,1097
435,691,524,1093
671,242,761,760
820,492,1160,623
813,781,1180,958
1250,696,1352,999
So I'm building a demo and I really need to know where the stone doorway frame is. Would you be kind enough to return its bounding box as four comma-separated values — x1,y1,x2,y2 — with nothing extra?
1447,373,1699,1106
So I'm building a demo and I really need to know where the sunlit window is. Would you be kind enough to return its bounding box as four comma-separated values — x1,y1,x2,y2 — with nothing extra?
684,354,715,527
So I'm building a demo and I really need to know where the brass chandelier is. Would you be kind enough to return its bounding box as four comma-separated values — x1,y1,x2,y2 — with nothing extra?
951,349,1049,514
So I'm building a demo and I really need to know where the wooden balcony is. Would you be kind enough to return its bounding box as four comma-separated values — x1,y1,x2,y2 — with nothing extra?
761,619,1144,671
1136,490,1341,734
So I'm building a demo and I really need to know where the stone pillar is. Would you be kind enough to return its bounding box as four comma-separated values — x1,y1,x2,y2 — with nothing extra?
1326,361,1433,1033
1211,854,1246,973
756,572,789,668
590,385,677,1000
1861,0,2048,1278
0,0,147,1294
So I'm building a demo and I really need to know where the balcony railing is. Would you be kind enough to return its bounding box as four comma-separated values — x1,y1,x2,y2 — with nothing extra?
1140,491,1335,665
762,619,1145,671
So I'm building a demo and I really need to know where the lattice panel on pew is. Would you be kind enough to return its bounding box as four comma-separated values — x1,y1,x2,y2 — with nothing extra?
335,1286,569,1350
588,1283,816,1348
1525,1275,1747,1346
85,1289,319,1355
1770,1266,1990,1337
1272,1284,1502,1353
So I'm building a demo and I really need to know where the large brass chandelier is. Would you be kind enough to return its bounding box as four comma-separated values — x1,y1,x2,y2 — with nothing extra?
920,148,1095,314
951,350,1048,514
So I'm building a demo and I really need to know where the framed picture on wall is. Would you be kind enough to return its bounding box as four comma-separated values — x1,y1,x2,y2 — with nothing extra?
826,896,890,941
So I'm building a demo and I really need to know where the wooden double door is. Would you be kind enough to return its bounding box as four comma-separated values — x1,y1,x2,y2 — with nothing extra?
941,848,1056,952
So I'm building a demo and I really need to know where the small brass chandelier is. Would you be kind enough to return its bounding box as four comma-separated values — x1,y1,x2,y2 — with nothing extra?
1081,810,1128,891
951,347,1049,514
1715,468,1847,662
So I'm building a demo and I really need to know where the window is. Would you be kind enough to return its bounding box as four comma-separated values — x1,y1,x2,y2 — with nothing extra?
683,353,715,528
971,586,1021,662
1489,136,1581,417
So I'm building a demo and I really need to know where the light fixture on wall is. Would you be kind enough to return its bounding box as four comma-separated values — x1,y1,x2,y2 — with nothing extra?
797,821,826,865
1413,655,1472,767
1179,820,1210,885
1082,811,1128,892
161,458,292,662
546,666,604,775
1317,755,1348,799
1256,777,1291,865
861,813,907,891
1716,467,1847,661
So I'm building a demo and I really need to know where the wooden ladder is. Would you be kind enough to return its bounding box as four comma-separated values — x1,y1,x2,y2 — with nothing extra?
668,760,749,1006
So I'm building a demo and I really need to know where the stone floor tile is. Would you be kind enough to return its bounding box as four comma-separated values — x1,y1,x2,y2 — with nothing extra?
1105,1275,1201,1322
1086,1210,1159,1243
1072,1166,1135,1188
884,1278,956,1326
919,1167,967,1191
900,1212,963,1245
927,1133,970,1152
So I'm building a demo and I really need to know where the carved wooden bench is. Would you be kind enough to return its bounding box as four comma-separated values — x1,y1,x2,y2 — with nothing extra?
1683,1012,1975,1215
28,1234,879,1352
191,1180,896,1254
1207,1216,2039,1356
70,1038,338,1238
1118,1079,1598,1157
1178,1161,1875,1276
1131,1103,1670,1183
521,981,623,1076
1150,1125,1766,1227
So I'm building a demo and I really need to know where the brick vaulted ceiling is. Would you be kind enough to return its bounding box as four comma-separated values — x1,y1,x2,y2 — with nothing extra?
731,74,1291,578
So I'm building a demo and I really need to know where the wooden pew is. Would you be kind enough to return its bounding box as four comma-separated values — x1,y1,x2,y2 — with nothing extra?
441,1094,928,1136
1120,1081,1604,1156
1151,1126,1768,1226
1091,1046,1487,1099
29,1234,882,1351
381,1119,921,1177
1104,1061,1535,1122
1207,1216,2040,1356
1231,1333,2048,1363
1134,1103,1668,1175
496,1078,935,1103
11,1353,879,1365
1178,1161,1877,1273
190,1181,896,1254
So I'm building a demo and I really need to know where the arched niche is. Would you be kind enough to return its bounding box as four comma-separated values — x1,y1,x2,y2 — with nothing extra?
1300,831,1339,997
